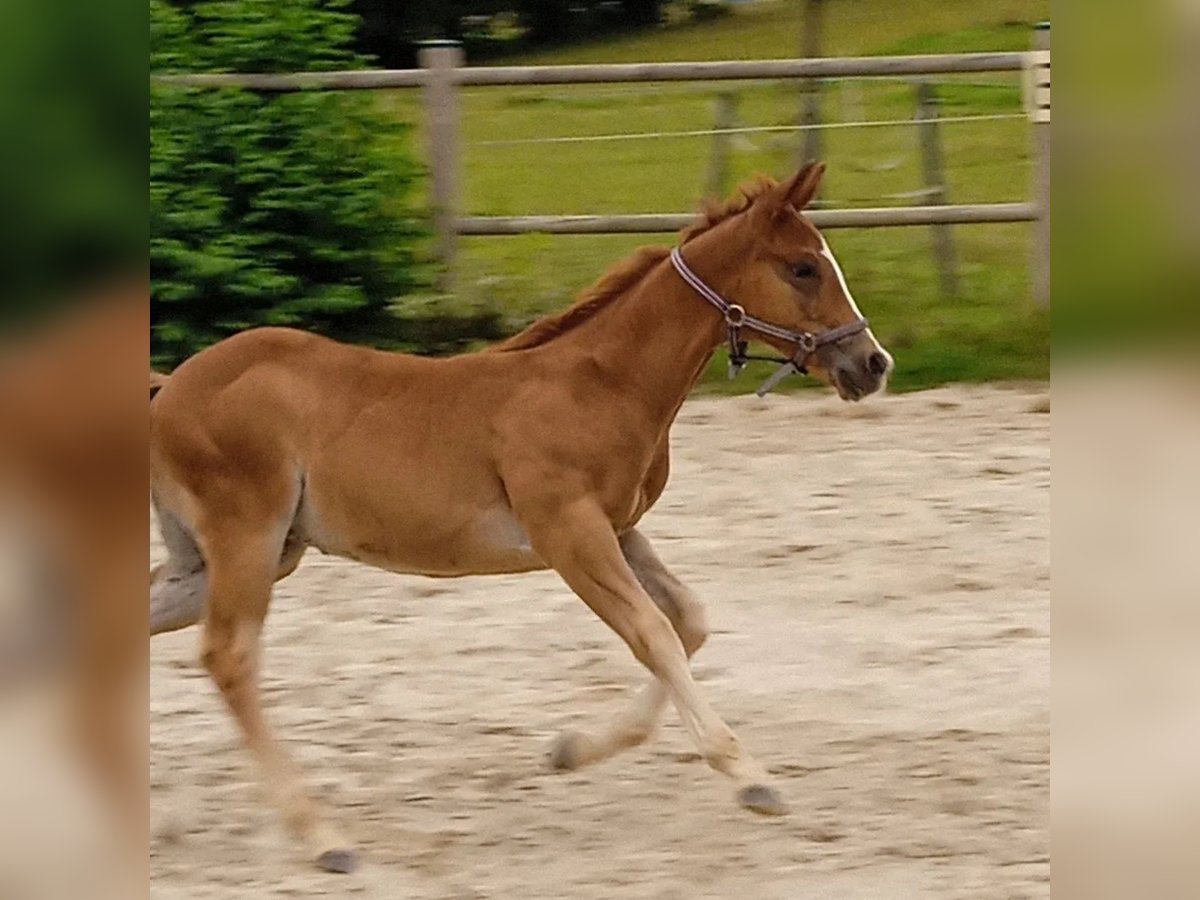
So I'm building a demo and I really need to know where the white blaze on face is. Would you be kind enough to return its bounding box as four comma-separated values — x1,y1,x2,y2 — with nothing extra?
819,235,891,364
818,235,864,321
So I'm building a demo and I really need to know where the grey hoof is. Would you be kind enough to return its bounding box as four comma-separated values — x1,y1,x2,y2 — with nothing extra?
738,784,789,816
317,848,359,874
548,730,587,771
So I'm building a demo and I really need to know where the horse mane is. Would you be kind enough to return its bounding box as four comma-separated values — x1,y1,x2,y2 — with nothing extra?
679,174,776,244
491,245,670,352
491,174,777,352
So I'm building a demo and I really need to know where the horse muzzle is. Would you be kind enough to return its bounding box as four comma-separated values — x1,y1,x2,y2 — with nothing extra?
830,344,893,402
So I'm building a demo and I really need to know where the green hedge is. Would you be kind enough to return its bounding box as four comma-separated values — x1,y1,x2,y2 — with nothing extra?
150,0,433,368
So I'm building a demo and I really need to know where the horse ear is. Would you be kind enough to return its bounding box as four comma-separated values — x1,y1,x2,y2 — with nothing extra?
760,162,825,219
786,161,825,210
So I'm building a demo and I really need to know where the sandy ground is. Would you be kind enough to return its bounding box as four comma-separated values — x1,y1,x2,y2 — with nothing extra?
150,384,1049,899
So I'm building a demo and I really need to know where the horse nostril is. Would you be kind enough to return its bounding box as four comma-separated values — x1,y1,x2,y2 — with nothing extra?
867,351,890,377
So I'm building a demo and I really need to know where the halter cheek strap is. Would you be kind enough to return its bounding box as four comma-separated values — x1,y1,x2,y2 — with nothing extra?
668,247,868,396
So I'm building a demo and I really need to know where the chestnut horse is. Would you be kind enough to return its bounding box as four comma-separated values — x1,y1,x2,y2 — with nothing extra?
150,163,892,873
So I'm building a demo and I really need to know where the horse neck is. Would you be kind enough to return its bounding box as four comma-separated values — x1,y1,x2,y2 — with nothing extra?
555,223,752,424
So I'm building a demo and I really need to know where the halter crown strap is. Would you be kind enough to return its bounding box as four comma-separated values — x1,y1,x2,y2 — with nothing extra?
668,247,867,353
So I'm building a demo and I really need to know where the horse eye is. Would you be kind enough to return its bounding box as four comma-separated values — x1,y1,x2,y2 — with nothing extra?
792,262,817,279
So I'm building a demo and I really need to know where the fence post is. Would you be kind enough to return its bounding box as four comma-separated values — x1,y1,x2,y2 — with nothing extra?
799,0,824,170
418,40,464,291
914,80,959,298
706,92,737,198
1031,23,1050,306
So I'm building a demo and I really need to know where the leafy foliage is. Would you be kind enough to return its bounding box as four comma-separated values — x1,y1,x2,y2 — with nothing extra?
151,0,431,367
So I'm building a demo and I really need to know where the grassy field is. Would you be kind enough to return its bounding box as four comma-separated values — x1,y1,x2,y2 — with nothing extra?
384,0,1050,392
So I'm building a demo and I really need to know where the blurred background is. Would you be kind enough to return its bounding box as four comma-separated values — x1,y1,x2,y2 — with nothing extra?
0,0,144,326
2,1,146,897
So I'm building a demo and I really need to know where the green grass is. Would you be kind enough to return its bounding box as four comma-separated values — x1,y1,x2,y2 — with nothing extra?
502,0,1045,64
382,0,1051,392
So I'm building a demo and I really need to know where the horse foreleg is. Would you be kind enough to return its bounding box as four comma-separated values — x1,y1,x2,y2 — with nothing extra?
529,504,786,816
550,527,708,770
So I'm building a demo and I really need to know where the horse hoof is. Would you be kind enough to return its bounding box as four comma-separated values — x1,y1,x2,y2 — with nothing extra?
548,730,587,771
738,784,789,816
317,848,359,874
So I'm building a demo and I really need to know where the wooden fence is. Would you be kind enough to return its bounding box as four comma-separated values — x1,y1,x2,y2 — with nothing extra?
154,26,1050,304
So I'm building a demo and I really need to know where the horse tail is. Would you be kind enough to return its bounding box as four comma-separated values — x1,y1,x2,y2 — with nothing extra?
150,496,208,636
149,368,208,634
150,370,168,402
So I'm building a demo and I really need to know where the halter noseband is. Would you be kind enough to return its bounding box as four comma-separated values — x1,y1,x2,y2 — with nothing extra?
669,246,868,397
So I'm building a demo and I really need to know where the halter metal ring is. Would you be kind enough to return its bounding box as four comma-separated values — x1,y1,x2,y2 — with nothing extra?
724,304,746,328
796,332,817,354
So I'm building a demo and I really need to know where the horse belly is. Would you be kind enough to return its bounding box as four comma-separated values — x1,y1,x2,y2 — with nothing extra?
296,476,546,577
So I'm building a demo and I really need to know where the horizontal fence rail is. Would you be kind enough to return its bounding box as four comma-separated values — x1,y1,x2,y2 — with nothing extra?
458,203,1040,235
151,52,1027,92
152,69,427,91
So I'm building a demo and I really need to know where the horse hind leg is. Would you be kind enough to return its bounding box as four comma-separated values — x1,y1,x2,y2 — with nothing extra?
549,528,709,769
198,522,354,873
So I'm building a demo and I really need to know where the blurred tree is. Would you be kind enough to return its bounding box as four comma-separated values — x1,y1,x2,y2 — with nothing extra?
517,0,573,43
354,1,511,66
621,0,666,28
150,0,434,367
507,1,669,47
351,1,670,66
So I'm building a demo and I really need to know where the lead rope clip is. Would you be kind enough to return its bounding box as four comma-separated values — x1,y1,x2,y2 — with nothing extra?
725,304,748,380
755,361,802,397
